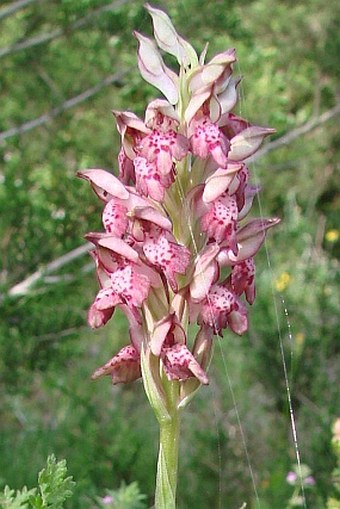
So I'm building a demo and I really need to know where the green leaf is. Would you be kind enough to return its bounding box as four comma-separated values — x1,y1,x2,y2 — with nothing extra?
0,486,36,509
35,455,75,509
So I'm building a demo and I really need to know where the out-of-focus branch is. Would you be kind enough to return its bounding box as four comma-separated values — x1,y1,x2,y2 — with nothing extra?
250,102,340,162
3,243,92,300
0,0,129,58
0,0,39,21
0,70,127,142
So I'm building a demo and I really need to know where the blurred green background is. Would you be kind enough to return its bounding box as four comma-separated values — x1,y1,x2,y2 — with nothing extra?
0,0,339,507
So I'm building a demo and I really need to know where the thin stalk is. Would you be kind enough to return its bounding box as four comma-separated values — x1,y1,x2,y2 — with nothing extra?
154,382,181,509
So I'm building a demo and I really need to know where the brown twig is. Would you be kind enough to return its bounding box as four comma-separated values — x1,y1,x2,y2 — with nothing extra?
0,70,127,142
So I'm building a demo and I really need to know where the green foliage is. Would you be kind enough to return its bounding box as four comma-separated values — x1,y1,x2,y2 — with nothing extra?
0,455,75,509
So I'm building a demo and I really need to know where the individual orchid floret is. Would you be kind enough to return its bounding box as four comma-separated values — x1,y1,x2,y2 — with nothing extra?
110,265,151,308
92,345,141,384
143,233,191,292
198,282,248,336
162,343,209,385
189,115,229,168
228,258,256,305
201,193,238,251
139,127,189,177
149,314,186,356
134,156,173,201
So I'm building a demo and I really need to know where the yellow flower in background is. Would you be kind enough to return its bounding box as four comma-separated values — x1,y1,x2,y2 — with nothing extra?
325,229,339,243
295,332,305,347
275,271,292,291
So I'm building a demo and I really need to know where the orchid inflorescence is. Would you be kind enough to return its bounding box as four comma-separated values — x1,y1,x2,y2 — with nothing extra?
78,3,279,431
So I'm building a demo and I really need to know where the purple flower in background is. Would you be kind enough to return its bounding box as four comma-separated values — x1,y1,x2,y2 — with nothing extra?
286,471,298,485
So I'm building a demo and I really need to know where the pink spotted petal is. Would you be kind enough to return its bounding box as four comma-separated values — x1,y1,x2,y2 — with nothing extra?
201,194,238,251
140,129,188,175
229,258,256,304
190,118,229,168
92,345,141,384
102,200,128,236
134,156,170,201
77,169,129,202
143,234,191,291
110,265,150,307
199,285,247,335
162,344,209,385
94,287,122,311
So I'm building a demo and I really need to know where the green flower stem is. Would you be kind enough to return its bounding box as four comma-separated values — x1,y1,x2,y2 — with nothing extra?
155,381,181,509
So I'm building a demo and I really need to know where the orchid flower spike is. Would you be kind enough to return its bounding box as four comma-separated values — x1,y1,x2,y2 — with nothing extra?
78,6,279,508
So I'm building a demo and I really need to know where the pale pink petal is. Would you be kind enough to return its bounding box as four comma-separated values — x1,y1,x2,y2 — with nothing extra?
77,169,129,201
217,76,240,115
132,205,172,232
92,345,141,384
202,163,243,203
98,236,140,264
144,99,180,128
228,126,276,161
150,316,173,356
217,217,280,265
134,32,178,105
118,148,135,185
190,243,220,302
238,184,260,220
